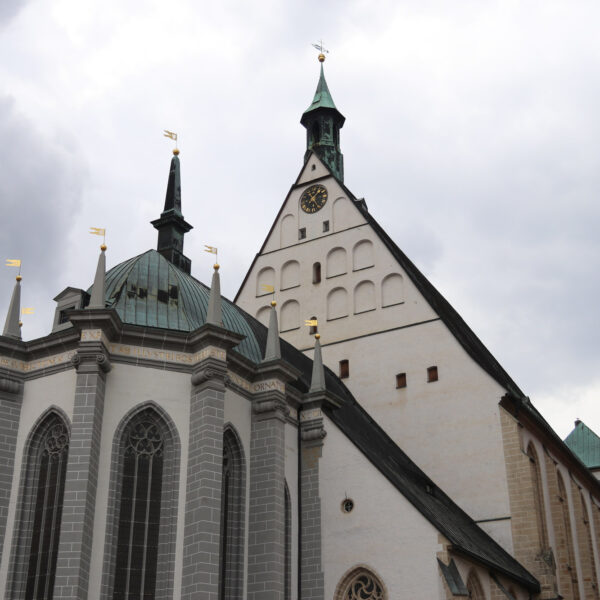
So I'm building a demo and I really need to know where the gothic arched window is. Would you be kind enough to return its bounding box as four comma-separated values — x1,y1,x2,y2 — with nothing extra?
335,566,386,600
103,405,180,600
8,411,69,600
219,427,246,600
557,471,580,599
466,571,485,599
526,442,548,550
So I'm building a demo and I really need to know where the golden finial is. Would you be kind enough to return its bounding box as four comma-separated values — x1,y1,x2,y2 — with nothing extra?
214,263,220,270
271,299,277,307
173,148,180,155
18,321,23,328
315,333,321,340
100,244,107,251
312,40,329,62
16,275,22,282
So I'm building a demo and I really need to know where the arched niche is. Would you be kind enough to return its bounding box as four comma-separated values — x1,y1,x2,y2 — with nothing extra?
280,214,296,247
326,247,347,278
281,260,300,290
353,239,374,271
354,280,376,314
256,306,271,326
327,287,348,320
280,300,300,331
381,273,404,307
256,266,275,297
332,197,354,231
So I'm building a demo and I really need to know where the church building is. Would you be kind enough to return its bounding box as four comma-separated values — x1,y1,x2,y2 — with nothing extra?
0,53,598,600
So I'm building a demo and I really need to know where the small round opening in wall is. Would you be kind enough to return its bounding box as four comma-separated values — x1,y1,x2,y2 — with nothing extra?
341,498,354,513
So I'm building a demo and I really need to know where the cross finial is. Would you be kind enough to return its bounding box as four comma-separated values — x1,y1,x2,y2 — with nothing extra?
311,40,329,62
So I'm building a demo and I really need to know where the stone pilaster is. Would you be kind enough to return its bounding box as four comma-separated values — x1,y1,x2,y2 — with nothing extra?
53,334,111,600
299,394,327,600
247,366,292,600
0,372,23,565
181,326,241,600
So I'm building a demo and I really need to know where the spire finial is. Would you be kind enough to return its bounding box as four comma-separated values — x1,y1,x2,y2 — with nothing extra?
264,301,281,362
309,333,326,393
206,263,223,326
88,243,106,309
3,274,22,340
312,40,329,63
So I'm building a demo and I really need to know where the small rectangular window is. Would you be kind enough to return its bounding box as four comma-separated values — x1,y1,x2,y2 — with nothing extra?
396,373,407,388
427,366,438,382
339,359,349,379
169,284,179,299
323,220,330,232
157,289,169,303
313,262,321,284
299,228,306,240
58,306,75,324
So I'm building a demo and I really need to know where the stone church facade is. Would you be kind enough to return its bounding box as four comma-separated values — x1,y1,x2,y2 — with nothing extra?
0,57,598,600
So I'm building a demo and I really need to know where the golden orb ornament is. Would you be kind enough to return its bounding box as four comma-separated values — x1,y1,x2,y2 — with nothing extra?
100,244,107,251
318,53,325,62
173,148,180,155
271,300,277,307
18,321,23,327
315,333,321,339
214,263,220,270
16,275,22,282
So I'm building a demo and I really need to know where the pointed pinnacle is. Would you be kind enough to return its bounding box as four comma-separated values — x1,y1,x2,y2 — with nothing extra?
309,334,326,393
263,301,281,361
206,264,222,325
3,277,22,339
88,247,106,309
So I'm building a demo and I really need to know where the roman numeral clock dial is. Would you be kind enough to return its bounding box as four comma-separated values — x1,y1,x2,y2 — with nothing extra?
300,184,328,214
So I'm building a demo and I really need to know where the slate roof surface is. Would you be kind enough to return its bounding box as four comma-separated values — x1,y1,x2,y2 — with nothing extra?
565,421,600,469
102,249,262,362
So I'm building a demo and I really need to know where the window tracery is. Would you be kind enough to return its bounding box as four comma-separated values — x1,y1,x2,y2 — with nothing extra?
336,567,386,600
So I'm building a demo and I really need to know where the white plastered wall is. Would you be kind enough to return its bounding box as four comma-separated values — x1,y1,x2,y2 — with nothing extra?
236,161,515,551
321,415,446,600
0,368,77,594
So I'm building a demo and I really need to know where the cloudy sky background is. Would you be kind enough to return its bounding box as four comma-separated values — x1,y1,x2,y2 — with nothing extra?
1,0,598,438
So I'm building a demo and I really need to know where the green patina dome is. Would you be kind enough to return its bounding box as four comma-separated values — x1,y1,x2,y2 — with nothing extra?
102,249,262,363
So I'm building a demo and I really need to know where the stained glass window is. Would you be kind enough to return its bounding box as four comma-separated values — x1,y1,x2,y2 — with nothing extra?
24,419,69,600
113,410,164,600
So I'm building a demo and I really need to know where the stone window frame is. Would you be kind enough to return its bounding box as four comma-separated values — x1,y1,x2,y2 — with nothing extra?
334,564,387,600
100,401,180,600
466,570,485,599
219,424,247,600
6,407,71,599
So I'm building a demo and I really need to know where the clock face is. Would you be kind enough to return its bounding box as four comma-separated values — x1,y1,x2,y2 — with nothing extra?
300,184,328,214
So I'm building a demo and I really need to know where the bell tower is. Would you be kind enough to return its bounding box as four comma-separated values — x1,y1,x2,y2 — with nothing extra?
300,53,346,182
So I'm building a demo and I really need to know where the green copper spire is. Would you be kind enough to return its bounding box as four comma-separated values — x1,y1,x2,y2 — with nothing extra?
303,64,339,113
301,57,345,181
151,149,193,274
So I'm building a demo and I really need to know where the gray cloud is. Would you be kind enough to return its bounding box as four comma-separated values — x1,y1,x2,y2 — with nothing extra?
0,95,87,334
0,0,29,25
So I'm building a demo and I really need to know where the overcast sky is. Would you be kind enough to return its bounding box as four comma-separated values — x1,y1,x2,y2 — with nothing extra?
1,0,598,438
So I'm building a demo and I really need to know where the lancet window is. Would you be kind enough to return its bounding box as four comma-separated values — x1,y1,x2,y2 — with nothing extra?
8,411,70,600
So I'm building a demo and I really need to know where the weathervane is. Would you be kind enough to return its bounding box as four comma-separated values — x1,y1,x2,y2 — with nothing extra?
164,130,179,155
311,40,329,62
